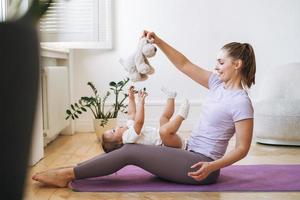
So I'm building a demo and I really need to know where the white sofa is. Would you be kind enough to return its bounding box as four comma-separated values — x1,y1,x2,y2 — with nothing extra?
254,63,300,146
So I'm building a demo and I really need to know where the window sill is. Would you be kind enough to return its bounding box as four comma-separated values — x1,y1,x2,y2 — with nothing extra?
40,41,112,50
40,43,70,59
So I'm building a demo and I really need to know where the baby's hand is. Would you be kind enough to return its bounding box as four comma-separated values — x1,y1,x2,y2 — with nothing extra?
137,89,148,104
128,86,136,99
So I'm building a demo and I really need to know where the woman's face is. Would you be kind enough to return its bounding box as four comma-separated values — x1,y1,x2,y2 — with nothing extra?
214,50,238,82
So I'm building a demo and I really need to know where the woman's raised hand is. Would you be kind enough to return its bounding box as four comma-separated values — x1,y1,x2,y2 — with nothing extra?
142,30,160,44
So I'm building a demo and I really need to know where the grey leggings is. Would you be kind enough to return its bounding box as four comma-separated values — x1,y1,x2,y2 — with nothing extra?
74,144,220,185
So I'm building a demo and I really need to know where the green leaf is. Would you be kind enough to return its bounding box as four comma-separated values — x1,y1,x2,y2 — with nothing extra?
87,82,98,94
81,96,88,101
109,81,116,87
65,115,70,120
66,77,130,122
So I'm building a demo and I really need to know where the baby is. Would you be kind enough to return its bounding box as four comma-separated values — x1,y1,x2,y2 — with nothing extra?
101,86,190,153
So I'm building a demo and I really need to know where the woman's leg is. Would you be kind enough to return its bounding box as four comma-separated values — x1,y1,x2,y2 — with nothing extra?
32,166,75,187
33,144,220,186
75,144,220,185
32,147,132,187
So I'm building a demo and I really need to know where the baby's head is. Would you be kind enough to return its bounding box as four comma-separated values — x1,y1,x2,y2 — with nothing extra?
101,126,126,153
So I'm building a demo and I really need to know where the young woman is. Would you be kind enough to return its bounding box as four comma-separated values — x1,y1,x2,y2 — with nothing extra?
32,30,255,187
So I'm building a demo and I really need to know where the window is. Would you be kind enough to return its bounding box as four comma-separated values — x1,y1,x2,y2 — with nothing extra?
40,0,112,49
0,0,6,21
0,0,29,22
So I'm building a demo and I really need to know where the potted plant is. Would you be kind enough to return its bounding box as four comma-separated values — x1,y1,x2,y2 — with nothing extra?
66,77,130,140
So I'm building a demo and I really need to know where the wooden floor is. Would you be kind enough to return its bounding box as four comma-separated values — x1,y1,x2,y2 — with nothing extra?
25,132,300,200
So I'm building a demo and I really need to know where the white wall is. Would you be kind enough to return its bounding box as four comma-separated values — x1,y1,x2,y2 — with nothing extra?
72,0,300,132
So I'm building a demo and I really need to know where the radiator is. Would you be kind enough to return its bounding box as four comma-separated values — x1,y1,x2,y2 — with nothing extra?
43,66,69,145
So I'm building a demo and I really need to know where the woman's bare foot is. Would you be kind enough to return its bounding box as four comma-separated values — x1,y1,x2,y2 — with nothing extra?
32,167,75,188
33,165,76,177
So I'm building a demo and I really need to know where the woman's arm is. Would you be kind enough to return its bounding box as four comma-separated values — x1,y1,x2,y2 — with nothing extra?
188,119,253,181
210,118,253,170
144,31,212,89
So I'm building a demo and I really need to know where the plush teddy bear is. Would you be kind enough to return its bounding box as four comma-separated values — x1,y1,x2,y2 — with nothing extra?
119,37,157,82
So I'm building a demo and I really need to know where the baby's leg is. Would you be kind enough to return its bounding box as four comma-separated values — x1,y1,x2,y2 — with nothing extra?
160,86,177,126
159,98,175,126
159,99,190,148
159,116,184,148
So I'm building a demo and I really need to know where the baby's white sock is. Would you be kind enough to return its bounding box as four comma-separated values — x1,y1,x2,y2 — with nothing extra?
178,99,190,119
161,86,177,98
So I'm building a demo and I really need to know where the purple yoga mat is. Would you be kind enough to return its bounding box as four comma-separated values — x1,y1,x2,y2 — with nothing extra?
70,164,300,192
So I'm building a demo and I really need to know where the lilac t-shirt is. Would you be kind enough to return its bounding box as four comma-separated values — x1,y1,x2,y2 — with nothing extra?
187,73,254,160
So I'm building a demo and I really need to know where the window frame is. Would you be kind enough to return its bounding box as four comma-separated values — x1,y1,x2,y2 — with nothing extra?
40,0,112,50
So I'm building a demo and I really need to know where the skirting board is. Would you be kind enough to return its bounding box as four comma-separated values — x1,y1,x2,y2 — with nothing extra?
75,119,199,133
255,137,300,146
75,101,203,133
